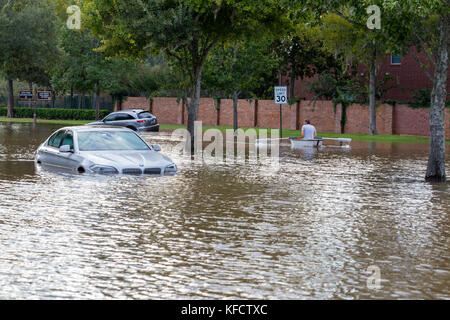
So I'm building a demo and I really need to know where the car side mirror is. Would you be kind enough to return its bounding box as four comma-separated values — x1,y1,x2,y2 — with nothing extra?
152,144,161,152
59,145,73,153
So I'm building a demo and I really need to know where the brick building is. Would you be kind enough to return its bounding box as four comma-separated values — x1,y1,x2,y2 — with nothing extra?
119,49,450,138
283,49,450,102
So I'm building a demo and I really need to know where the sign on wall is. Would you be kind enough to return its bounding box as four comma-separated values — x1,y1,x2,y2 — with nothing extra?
19,91,33,100
37,91,52,101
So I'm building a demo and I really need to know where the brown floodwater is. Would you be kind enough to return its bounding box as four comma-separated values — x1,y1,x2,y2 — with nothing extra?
0,122,449,299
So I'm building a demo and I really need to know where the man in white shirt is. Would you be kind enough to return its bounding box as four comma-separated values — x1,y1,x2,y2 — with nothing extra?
301,119,316,140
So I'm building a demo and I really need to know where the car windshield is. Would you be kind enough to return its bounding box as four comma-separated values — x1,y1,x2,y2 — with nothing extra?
138,112,153,119
77,131,150,151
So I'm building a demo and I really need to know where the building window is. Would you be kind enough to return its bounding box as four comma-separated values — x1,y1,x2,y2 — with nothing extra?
391,54,402,65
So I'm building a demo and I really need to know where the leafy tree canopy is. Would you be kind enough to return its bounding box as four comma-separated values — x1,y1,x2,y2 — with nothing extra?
203,39,281,99
0,0,59,86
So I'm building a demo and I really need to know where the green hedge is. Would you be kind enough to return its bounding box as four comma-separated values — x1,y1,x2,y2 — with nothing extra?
0,107,110,120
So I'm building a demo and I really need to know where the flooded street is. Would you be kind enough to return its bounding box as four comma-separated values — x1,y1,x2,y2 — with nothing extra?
0,122,449,299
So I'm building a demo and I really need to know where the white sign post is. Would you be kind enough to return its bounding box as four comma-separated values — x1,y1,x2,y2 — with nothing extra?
274,86,287,105
274,86,287,138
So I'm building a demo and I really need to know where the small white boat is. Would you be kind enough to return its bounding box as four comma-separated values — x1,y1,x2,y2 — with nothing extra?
290,139,324,148
256,137,351,148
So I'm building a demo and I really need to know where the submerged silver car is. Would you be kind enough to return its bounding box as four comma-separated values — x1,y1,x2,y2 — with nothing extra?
87,109,159,132
35,126,177,175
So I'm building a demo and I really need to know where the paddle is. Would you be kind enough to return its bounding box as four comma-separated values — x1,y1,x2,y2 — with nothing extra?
256,136,352,143
255,137,298,143
316,137,352,143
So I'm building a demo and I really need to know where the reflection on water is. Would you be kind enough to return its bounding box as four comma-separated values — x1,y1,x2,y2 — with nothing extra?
290,144,319,161
0,122,449,299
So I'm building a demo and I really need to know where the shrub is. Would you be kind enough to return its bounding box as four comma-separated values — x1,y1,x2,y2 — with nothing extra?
410,88,431,108
0,107,110,120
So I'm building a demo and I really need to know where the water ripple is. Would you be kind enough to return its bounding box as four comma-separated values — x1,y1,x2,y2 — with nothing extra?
0,123,449,299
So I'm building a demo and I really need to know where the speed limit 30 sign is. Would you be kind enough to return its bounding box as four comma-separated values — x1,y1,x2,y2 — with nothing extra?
274,86,287,104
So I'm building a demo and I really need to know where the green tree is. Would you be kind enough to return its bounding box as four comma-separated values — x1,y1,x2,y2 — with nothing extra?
310,64,365,133
82,0,287,146
275,23,339,100
299,0,449,181
203,39,281,132
0,0,59,117
297,0,408,135
385,0,449,182
320,10,392,135
52,27,136,119
128,60,184,99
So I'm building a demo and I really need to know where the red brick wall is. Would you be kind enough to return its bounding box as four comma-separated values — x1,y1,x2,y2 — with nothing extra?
299,101,341,133
219,99,255,127
121,96,150,111
282,102,299,130
393,104,430,136
257,100,285,128
446,109,450,139
121,97,449,138
394,104,450,139
381,104,395,135
345,103,394,135
152,97,183,125
196,98,217,126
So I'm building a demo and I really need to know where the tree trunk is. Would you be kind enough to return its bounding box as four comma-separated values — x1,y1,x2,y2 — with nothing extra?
182,36,218,152
115,96,123,111
7,78,14,118
233,90,239,133
28,82,32,109
340,103,347,134
94,83,99,120
369,53,377,135
187,69,202,152
70,86,74,109
425,16,448,182
32,84,37,124
51,89,55,108
289,69,296,100
182,90,188,124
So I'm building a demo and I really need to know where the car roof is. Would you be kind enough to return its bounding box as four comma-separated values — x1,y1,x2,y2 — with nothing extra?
58,125,134,132
111,109,148,115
